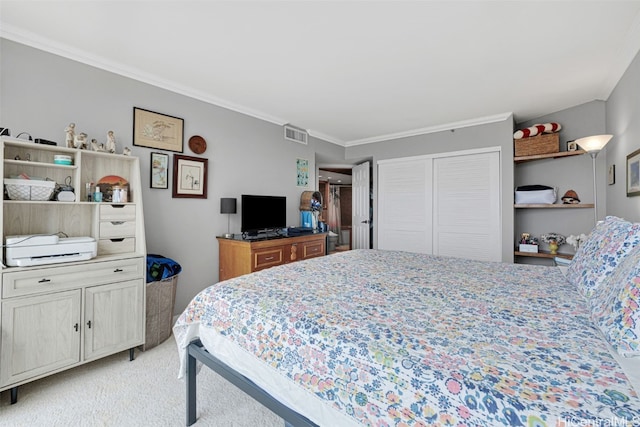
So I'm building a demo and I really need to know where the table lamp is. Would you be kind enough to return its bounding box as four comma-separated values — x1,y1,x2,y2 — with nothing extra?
220,197,237,238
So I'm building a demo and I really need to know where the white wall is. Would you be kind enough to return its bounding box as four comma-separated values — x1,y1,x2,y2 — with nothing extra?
606,49,640,222
0,39,340,313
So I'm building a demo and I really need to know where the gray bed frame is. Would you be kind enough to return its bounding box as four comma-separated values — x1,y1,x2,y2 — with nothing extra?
186,339,320,427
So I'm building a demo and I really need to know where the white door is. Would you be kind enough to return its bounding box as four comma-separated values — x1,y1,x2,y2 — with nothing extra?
378,158,433,253
352,161,370,249
432,151,501,261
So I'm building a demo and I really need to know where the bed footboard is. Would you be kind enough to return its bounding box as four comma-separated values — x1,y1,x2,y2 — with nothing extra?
186,340,318,427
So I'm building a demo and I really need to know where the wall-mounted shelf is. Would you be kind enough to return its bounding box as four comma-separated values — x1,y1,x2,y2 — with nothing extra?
514,203,594,209
514,250,573,260
514,150,586,163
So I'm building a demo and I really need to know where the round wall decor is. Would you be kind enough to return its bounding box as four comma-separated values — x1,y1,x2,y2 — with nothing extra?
188,135,207,154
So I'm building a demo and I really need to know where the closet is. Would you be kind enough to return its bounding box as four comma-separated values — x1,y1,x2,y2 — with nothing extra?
378,148,501,262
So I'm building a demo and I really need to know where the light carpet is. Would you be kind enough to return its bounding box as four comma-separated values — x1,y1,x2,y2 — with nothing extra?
0,336,283,427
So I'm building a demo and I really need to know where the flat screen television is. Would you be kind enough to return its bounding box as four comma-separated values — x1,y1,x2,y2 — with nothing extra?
241,194,287,235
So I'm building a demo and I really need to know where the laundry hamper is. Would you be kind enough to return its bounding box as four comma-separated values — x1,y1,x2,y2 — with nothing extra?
141,255,182,351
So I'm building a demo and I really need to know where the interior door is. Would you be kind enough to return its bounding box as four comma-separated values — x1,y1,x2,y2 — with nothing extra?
352,161,370,249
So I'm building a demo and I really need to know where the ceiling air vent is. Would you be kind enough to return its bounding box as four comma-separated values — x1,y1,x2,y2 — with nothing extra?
284,124,308,145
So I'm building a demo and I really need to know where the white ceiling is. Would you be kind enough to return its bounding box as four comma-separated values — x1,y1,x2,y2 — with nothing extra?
2,1,640,147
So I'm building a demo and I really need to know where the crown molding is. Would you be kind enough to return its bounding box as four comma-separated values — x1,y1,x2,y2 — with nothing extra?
1,24,512,148
343,113,513,147
0,24,292,129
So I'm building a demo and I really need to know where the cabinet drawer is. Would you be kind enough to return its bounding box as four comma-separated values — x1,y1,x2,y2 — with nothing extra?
99,221,136,238
253,248,284,270
99,204,136,221
2,257,144,298
98,238,135,255
301,240,325,259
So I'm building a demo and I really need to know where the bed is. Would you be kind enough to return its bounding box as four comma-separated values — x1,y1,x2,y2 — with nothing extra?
174,216,640,426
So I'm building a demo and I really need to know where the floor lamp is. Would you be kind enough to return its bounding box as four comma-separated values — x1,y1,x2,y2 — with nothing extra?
575,134,613,225
220,197,237,238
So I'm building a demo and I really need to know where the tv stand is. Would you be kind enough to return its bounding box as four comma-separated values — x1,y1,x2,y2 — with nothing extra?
217,233,326,281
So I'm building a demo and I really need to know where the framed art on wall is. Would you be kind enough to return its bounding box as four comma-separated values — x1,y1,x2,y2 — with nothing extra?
150,152,169,189
608,164,615,185
296,158,309,187
627,148,640,197
172,154,208,199
133,107,184,152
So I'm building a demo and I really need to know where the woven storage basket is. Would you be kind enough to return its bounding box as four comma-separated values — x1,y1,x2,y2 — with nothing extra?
4,179,55,201
514,133,560,156
299,191,322,211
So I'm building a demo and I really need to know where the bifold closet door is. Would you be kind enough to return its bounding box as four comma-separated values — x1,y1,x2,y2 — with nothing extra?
378,158,433,253
432,151,501,262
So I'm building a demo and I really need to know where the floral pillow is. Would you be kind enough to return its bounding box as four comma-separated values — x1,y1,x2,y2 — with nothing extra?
590,244,640,357
566,216,640,298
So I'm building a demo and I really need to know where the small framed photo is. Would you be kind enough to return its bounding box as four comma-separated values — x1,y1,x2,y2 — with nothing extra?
133,107,184,152
627,148,640,197
150,152,169,189
172,154,208,199
567,141,578,151
608,164,615,185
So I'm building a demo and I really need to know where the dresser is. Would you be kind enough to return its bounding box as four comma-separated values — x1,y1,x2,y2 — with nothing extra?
217,233,326,281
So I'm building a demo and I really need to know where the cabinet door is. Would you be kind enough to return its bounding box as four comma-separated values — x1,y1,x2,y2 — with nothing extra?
1,290,81,387
84,279,144,361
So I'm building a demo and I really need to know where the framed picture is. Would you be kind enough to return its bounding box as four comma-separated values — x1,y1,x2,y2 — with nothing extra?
627,148,640,197
172,154,208,199
133,107,184,152
296,158,309,187
567,141,578,152
150,152,169,189
608,164,615,185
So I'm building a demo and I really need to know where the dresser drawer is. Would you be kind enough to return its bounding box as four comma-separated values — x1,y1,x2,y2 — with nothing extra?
99,221,136,238
99,204,136,221
252,248,284,271
98,238,136,255
2,257,144,298
301,240,325,259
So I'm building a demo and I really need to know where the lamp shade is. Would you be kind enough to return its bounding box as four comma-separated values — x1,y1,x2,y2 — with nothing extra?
220,198,237,214
575,134,613,153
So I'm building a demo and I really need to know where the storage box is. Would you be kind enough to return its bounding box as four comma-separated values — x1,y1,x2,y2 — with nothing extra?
4,178,56,201
141,274,178,351
514,187,557,204
514,133,560,156
519,244,539,253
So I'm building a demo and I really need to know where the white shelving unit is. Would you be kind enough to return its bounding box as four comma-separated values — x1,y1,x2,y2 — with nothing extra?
0,137,146,403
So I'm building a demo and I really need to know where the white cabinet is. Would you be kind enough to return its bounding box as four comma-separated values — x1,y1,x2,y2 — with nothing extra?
0,137,146,403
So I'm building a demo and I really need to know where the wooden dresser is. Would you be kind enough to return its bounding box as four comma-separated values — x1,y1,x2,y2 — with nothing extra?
217,233,326,281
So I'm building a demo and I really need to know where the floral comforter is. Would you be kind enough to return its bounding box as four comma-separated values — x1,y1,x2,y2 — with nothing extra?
174,249,640,426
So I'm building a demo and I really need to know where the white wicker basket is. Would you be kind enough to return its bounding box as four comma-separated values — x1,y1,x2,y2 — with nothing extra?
5,179,56,201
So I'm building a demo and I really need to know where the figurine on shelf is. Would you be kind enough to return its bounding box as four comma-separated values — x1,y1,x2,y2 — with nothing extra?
65,123,75,148
123,147,131,156
74,132,88,149
91,139,106,152
106,130,116,153
561,189,580,204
